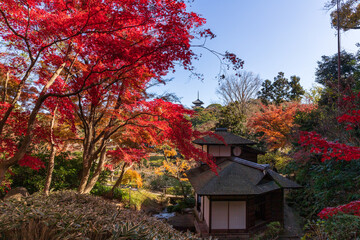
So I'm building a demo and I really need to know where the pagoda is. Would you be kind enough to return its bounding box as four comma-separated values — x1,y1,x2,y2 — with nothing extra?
192,91,204,108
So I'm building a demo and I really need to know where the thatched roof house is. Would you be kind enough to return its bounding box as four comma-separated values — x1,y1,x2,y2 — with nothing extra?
187,128,301,238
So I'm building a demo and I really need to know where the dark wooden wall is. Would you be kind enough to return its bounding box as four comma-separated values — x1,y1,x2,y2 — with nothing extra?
239,150,258,163
269,189,284,224
246,196,256,229
247,189,284,230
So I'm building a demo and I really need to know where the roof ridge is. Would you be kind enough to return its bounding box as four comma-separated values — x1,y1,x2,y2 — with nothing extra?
230,157,270,171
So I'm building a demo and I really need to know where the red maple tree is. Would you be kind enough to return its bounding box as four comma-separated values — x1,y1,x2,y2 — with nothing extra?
298,91,360,219
0,0,240,188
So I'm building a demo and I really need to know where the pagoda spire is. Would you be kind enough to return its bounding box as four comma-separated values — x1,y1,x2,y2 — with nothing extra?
192,91,204,108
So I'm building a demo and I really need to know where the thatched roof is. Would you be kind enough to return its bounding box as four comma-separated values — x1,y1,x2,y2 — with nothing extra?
193,128,256,145
186,157,301,196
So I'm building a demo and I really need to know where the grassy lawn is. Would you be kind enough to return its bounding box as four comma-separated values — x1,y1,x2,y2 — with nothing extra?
148,155,165,167
121,188,165,211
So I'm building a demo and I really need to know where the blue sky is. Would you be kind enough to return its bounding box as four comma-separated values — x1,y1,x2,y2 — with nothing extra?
152,0,360,108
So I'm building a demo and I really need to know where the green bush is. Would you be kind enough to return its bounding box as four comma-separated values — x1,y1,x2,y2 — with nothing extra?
167,181,193,197
0,191,199,240
324,213,360,240
148,155,165,167
11,152,82,194
167,197,195,213
145,174,177,191
258,152,290,172
286,160,360,219
91,182,123,200
254,221,282,240
303,214,360,240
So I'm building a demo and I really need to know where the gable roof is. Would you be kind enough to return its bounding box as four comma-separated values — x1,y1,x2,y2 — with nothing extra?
193,128,256,145
186,157,301,196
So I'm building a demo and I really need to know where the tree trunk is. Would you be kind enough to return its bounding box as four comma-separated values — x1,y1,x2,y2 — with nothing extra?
43,146,56,196
0,164,9,184
3,71,9,102
78,165,91,194
106,162,128,199
83,148,107,194
178,180,187,199
43,107,58,196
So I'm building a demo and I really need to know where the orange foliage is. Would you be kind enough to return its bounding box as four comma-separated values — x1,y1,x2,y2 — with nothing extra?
248,102,315,150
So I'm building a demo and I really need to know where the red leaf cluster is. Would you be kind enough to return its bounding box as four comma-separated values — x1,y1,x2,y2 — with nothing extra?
318,200,360,219
18,154,45,171
337,92,360,130
107,148,148,165
299,131,360,162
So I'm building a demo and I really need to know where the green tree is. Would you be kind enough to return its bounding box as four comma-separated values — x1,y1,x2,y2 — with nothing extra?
289,75,306,101
315,51,360,108
258,72,305,105
191,104,223,132
315,51,360,88
327,0,360,30
272,72,291,104
216,102,247,135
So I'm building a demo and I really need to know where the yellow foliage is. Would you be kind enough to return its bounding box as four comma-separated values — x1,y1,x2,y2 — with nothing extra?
121,169,143,188
155,158,191,181
164,148,177,157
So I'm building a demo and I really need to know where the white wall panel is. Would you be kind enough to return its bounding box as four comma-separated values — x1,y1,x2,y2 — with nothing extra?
208,145,231,157
229,201,246,229
204,196,210,226
208,145,219,156
220,146,231,156
211,201,228,229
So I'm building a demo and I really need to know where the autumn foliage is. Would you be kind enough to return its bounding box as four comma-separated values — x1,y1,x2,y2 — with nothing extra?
318,200,360,219
248,102,315,150
299,131,360,162
299,91,360,162
296,91,360,220
0,0,243,189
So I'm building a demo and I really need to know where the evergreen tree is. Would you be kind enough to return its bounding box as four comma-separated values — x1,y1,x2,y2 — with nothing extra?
258,72,304,104
289,75,305,101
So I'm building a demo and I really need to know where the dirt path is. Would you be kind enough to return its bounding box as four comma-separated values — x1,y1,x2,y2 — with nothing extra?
280,201,304,240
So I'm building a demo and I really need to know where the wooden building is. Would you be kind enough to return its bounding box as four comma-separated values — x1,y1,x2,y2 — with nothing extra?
187,128,301,238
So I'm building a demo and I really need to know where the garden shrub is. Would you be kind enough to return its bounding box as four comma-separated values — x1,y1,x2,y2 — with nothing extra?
323,213,360,240
10,152,82,194
91,182,123,200
258,152,290,172
286,160,360,219
167,197,195,213
303,213,360,240
0,191,199,240
253,221,282,240
167,181,193,197
145,174,177,191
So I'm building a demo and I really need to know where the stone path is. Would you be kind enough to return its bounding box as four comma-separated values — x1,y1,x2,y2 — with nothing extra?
280,202,304,240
